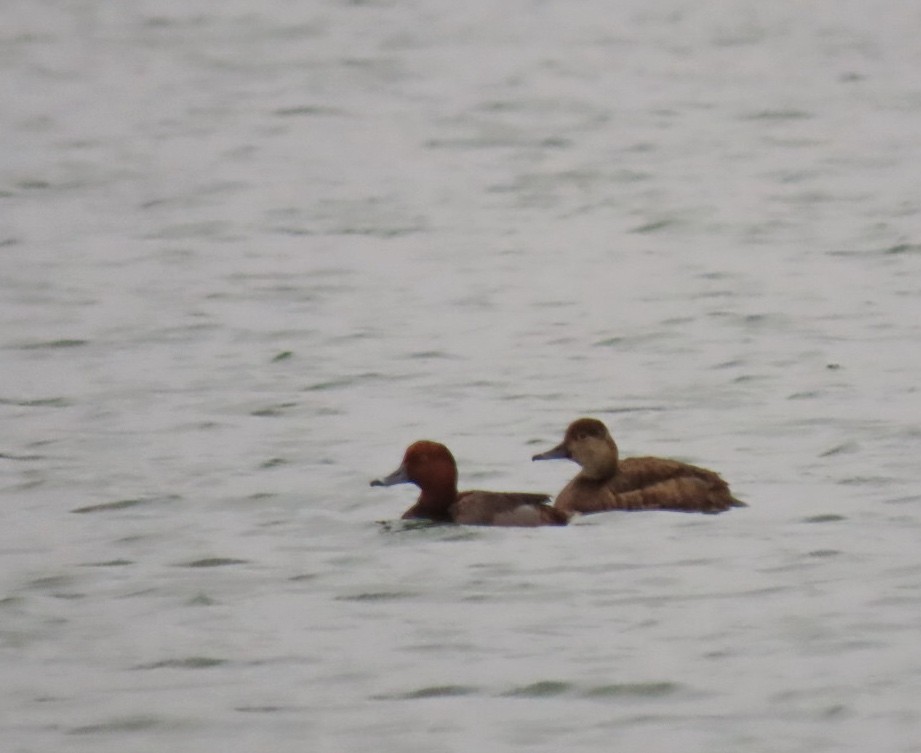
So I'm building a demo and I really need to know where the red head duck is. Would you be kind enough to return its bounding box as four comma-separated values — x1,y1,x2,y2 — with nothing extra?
371,440,567,527
532,418,745,515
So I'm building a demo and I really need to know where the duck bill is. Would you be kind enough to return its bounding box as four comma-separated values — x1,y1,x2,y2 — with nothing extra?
370,463,411,487
531,443,570,461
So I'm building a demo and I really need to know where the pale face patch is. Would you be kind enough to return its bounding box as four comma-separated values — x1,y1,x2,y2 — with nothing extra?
569,435,619,479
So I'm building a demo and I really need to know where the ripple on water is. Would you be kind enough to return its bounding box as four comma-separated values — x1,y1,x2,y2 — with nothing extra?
12,339,89,350
235,704,306,713
177,558,250,568
187,593,217,606
581,681,684,699
503,680,682,699
375,520,483,542
68,716,165,735
885,494,921,505
250,402,298,417
819,442,860,457
801,514,847,523
369,685,447,702
374,680,684,701
377,685,479,700
134,657,227,670
503,680,573,698
335,591,416,602
71,495,181,514
81,559,134,568
0,396,71,408
23,574,78,592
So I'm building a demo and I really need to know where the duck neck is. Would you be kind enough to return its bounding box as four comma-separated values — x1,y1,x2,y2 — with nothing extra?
407,481,457,521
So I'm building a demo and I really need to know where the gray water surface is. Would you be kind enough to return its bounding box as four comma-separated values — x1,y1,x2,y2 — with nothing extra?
3,2,921,751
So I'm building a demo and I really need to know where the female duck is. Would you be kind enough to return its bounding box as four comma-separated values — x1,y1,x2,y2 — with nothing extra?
372,440,567,527
532,418,744,515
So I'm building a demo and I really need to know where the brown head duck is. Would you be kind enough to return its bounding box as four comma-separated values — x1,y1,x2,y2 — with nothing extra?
371,440,568,527
532,418,745,515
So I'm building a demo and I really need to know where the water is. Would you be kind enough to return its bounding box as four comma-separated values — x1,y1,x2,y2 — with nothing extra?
3,1,921,751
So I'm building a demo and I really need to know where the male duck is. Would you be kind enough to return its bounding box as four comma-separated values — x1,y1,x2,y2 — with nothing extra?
372,440,568,527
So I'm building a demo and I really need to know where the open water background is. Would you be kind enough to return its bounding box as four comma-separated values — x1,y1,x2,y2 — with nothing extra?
3,1,921,751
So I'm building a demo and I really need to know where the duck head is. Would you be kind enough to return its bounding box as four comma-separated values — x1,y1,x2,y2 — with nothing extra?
532,418,619,480
371,440,459,493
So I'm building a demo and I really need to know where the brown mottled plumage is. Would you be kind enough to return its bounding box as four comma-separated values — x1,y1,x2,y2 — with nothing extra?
532,418,745,515
371,440,568,527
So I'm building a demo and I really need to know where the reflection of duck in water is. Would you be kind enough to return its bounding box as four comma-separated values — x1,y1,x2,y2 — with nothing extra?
371,440,568,527
532,418,745,515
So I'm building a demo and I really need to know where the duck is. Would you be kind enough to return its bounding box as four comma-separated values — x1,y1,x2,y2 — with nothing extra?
371,440,568,527
532,417,745,515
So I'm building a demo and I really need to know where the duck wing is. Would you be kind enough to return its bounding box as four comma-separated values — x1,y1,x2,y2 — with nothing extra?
454,491,567,527
561,476,742,515
614,456,733,494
